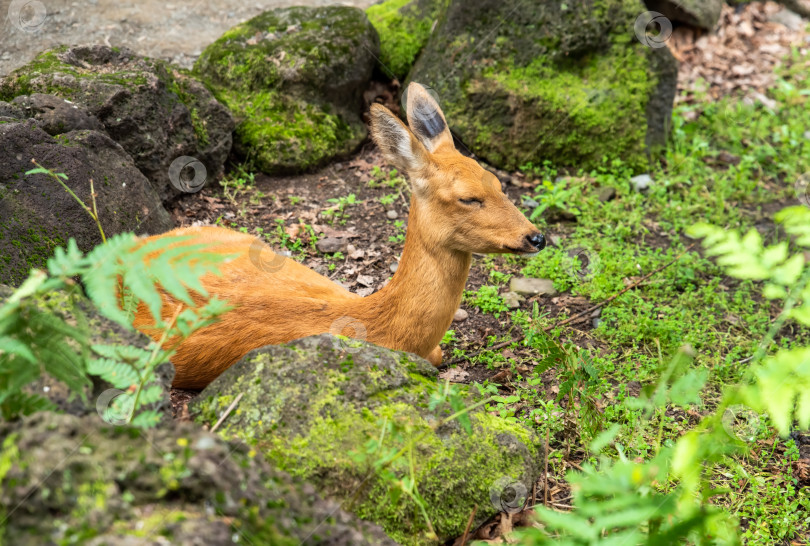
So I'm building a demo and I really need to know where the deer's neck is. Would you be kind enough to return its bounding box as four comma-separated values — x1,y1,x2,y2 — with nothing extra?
344,202,471,356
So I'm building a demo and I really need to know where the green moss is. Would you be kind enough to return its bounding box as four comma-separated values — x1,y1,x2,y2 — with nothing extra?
193,6,376,173
464,44,656,171
191,337,539,545
221,89,364,173
366,0,448,79
407,0,673,172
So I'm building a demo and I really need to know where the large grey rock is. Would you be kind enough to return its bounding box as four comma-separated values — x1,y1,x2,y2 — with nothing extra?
407,0,678,172
11,93,105,135
190,335,541,545
194,6,379,174
0,412,397,545
0,120,172,286
644,0,724,31
0,45,234,200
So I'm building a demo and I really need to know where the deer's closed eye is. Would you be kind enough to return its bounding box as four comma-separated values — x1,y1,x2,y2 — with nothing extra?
458,197,483,206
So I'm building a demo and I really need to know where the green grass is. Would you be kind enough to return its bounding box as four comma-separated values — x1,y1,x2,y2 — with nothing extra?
442,48,810,544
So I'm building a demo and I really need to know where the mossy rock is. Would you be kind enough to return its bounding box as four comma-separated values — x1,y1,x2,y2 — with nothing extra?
0,45,234,200
193,6,380,174
366,0,448,80
407,0,678,172
190,335,541,545
0,284,173,422
0,120,172,287
645,0,723,31
0,411,397,545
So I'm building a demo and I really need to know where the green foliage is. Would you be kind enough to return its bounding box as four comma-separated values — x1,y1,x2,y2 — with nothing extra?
465,285,508,317
504,205,809,544
0,233,234,426
350,379,490,540
323,193,357,225
528,177,582,221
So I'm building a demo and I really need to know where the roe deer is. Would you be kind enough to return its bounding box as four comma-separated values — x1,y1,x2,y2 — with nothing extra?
134,83,546,389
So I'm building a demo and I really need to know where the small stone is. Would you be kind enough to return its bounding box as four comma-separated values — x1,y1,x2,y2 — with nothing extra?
596,186,616,202
453,308,469,322
804,131,810,140
313,264,329,276
390,262,398,273
502,291,525,309
509,277,558,297
522,198,539,209
630,174,652,192
386,209,398,219
316,237,348,253
592,318,602,328
768,8,803,31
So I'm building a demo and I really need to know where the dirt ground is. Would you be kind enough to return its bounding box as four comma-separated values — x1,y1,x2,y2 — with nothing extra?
0,0,376,76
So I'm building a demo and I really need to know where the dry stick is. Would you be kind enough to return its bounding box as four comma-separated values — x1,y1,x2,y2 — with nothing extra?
211,392,244,433
544,426,550,507
460,504,478,546
447,245,696,366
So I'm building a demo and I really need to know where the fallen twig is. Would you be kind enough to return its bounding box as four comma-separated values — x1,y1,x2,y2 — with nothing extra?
211,392,244,432
460,504,478,545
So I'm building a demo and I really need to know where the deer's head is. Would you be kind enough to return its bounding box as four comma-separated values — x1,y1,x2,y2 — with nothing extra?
370,83,545,256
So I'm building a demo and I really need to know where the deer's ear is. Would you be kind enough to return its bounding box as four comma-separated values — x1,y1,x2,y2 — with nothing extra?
370,104,431,176
405,82,454,153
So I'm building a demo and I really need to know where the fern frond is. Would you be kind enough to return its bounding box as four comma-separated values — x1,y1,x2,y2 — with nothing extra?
87,358,140,389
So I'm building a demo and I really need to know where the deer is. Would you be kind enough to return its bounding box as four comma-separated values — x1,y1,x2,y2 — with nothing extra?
133,83,546,389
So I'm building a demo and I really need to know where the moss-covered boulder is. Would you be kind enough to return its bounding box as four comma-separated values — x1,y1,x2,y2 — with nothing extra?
0,412,397,545
193,7,379,174
190,335,541,545
0,119,172,286
367,0,448,80
0,45,234,200
406,0,678,172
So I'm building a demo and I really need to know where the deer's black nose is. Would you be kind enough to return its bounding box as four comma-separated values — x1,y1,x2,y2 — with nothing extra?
527,233,546,250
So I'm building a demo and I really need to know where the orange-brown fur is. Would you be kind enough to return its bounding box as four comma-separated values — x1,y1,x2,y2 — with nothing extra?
134,83,544,389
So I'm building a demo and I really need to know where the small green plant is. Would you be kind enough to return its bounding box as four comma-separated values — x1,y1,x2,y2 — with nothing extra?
220,165,256,205
26,160,106,242
323,193,357,225
0,234,233,426
465,285,508,317
379,193,397,207
388,219,406,243
528,178,581,221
